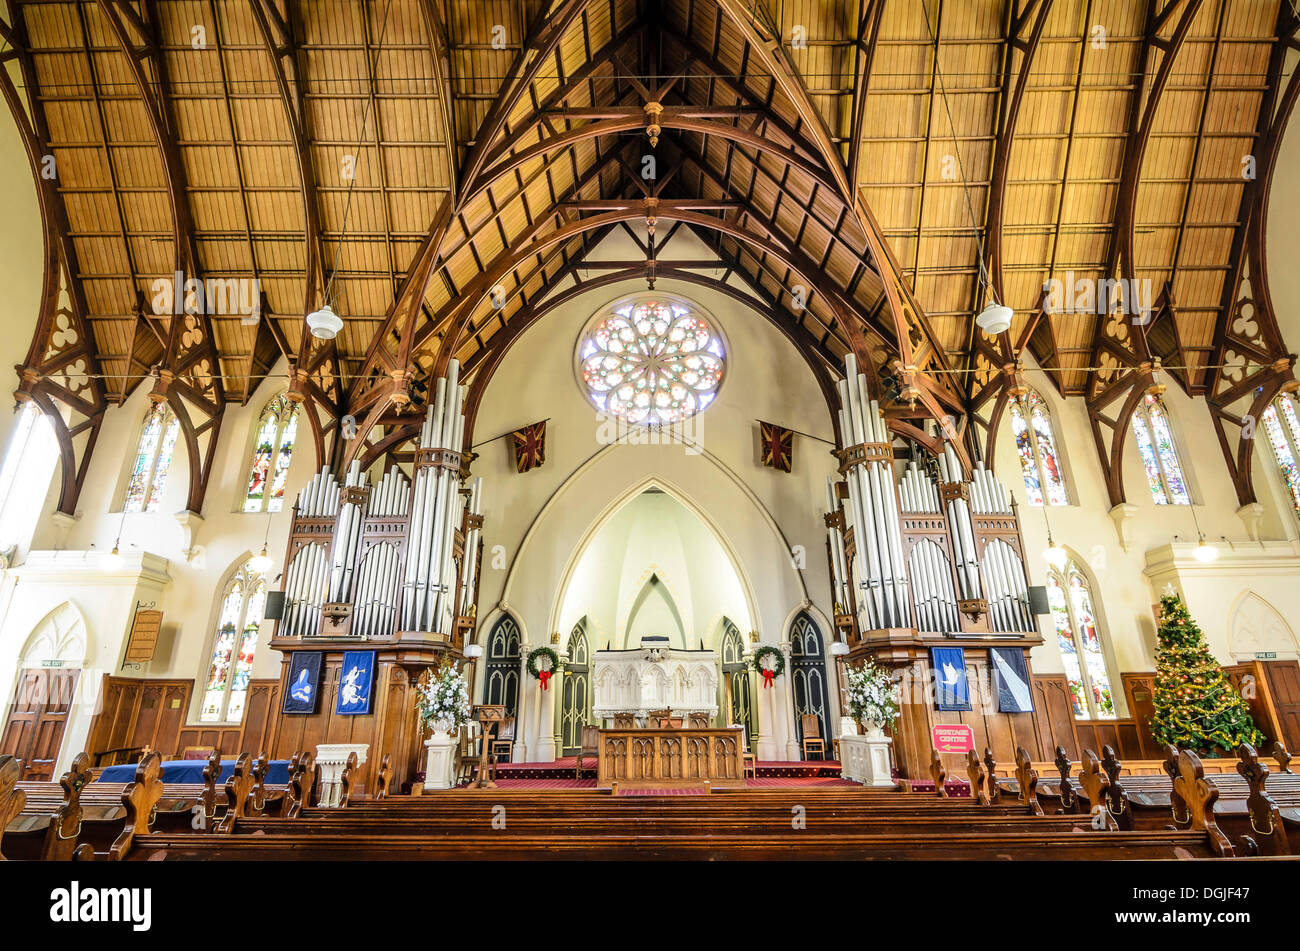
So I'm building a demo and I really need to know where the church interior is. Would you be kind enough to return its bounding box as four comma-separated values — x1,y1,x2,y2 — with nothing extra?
1,0,1300,873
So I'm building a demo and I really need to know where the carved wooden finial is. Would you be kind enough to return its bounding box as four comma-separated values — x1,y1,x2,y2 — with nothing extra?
199,748,223,827
1054,745,1077,812
339,751,360,807
1014,747,1042,815
982,747,1001,803
248,752,269,815
108,750,164,860
1237,744,1289,855
929,748,948,799
1273,741,1293,774
966,749,990,805
1160,743,1190,826
217,753,253,834
1172,749,1235,857
1100,745,1131,827
0,754,28,861
1078,749,1116,830
42,752,91,860
375,753,392,801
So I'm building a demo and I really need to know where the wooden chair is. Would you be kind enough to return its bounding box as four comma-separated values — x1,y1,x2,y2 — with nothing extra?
454,726,481,786
575,725,600,778
613,713,635,729
688,712,710,729
181,746,215,761
801,714,826,761
490,717,515,763
737,724,757,779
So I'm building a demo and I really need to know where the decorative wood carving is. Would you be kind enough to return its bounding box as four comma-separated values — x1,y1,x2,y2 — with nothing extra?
982,747,1000,803
1170,749,1235,857
1236,743,1289,855
199,748,222,829
375,754,392,800
41,752,91,861
966,749,990,806
1160,743,1191,826
108,751,164,860
1100,745,1132,829
1274,741,1293,774
1014,747,1042,816
929,748,948,799
339,751,360,806
1054,746,1078,813
216,753,253,834
1078,749,1116,831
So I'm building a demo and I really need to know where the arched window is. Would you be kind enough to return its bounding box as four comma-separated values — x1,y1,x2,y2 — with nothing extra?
200,560,267,723
577,295,725,426
1130,394,1190,505
1261,391,1300,516
1045,559,1115,720
123,402,180,513
243,394,299,512
0,404,59,552
1007,391,1068,506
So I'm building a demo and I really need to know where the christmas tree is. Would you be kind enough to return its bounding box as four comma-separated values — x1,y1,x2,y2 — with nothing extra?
1149,591,1263,754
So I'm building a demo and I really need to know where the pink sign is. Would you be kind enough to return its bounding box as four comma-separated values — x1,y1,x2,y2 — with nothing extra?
931,724,975,754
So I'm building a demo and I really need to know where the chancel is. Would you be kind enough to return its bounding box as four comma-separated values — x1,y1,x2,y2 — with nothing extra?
1,0,1300,874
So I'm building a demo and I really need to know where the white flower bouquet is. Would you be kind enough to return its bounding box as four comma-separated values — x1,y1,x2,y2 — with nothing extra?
416,660,470,732
844,661,900,728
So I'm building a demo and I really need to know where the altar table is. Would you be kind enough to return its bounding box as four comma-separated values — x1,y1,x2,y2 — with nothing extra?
595,727,745,790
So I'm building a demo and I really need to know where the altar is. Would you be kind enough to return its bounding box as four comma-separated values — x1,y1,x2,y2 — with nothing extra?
591,639,719,722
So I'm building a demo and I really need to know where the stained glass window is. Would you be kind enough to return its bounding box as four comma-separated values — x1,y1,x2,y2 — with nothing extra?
1130,394,1190,505
0,404,59,551
124,403,180,513
1008,390,1067,506
577,296,725,426
1262,392,1300,517
244,394,300,512
1046,559,1115,720
200,560,267,723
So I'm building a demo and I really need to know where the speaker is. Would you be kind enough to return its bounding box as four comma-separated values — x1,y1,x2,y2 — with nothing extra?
264,590,287,621
1028,585,1050,616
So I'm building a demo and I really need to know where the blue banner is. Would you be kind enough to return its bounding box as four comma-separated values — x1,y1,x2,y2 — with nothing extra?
931,646,971,711
990,646,1034,713
336,650,376,715
282,651,322,714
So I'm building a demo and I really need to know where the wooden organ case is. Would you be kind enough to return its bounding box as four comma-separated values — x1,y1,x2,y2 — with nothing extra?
826,357,1043,780
264,364,485,795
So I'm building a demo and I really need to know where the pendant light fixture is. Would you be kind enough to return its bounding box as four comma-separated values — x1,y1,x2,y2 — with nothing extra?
1041,504,1068,570
249,514,274,574
1187,505,1218,563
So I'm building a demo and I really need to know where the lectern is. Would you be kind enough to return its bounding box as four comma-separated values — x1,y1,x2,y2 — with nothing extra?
471,704,506,789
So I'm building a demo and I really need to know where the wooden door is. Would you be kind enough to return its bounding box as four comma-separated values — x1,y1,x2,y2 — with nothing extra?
789,614,830,755
1,667,79,780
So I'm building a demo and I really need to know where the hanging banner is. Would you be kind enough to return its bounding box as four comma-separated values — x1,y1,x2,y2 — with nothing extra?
990,646,1034,713
759,421,793,472
512,420,547,473
931,646,971,711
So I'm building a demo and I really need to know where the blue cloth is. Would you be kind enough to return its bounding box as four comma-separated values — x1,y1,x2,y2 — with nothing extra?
96,759,292,785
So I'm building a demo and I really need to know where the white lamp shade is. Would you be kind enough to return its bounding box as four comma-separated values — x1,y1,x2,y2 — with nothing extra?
1044,542,1069,570
464,644,484,659
306,303,343,339
829,641,850,656
249,548,274,573
1193,541,1218,563
975,301,1013,336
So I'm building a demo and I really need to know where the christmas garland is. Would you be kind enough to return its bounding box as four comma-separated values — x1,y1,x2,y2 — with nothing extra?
752,645,785,688
526,646,561,690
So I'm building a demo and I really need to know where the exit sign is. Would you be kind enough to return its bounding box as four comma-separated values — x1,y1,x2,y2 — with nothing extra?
40,659,64,668
1256,651,1278,660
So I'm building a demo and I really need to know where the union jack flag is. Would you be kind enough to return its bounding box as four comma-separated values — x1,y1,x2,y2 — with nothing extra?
759,421,793,472
512,420,546,473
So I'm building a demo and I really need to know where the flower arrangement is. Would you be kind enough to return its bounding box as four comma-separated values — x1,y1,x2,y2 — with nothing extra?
416,659,470,732
844,661,899,729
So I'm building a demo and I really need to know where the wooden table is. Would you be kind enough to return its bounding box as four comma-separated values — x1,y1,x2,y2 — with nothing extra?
595,727,746,790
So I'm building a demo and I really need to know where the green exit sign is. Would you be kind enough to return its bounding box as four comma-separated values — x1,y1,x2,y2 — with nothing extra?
40,659,64,667
1255,651,1278,660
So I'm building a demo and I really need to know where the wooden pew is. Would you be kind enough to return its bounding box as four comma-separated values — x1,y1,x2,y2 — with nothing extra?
107,751,165,861
0,755,27,861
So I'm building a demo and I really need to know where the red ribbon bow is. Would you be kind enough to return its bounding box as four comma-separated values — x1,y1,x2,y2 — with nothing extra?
539,669,551,690
762,669,775,688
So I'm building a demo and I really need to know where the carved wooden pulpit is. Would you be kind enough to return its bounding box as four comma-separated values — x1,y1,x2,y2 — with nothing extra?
471,704,506,789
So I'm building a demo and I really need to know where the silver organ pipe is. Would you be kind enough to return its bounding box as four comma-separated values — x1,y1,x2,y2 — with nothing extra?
897,462,962,632
836,354,910,631
823,477,850,617
936,442,983,604
328,460,367,604
459,476,483,617
969,464,1034,632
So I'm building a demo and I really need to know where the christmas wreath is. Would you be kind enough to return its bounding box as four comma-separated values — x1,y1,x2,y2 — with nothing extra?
752,645,785,688
526,646,561,690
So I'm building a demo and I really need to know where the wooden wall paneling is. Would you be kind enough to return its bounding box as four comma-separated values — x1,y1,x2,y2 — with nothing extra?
1030,675,1080,760
1121,671,1159,757
1225,662,1283,750
1262,660,1300,751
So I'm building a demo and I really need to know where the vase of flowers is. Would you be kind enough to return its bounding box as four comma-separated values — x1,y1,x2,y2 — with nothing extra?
844,660,899,737
416,659,470,735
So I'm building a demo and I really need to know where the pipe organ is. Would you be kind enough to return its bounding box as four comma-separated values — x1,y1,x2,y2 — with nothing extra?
826,356,1035,641
276,360,484,645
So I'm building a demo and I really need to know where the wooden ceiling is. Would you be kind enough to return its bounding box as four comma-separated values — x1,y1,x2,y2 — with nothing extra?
3,0,1298,510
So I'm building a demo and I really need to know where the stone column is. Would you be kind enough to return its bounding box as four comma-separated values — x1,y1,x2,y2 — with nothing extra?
781,639,800,760
513,653,528,762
